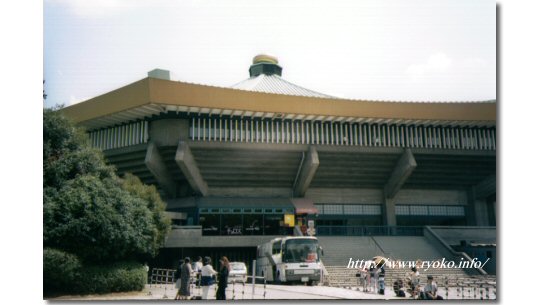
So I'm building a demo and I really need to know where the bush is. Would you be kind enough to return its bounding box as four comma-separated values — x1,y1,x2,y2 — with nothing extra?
43,109,170,264
43,248,82,294
44,253,146,296
73,261,147,294
44,175,157,263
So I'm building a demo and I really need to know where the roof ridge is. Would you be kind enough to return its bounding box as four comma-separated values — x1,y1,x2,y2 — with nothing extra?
230,73,336,98
268,74,335,98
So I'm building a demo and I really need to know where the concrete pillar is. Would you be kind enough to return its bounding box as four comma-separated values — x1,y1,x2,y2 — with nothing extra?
383,195,397,226
467,175,496,226
145,142,176,197
175,141,209,196
293,146,320,197
150,119,190,146
467,186,492,226
384,149,417,199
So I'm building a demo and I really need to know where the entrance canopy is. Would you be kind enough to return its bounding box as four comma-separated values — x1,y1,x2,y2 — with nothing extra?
292,198,318,215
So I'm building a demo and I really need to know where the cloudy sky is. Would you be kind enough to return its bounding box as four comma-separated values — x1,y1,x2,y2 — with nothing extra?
43,0,496,108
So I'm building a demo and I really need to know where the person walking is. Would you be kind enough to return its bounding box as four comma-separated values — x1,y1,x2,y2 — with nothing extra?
201,257,217,300
216,256,230,300
179,257,193,300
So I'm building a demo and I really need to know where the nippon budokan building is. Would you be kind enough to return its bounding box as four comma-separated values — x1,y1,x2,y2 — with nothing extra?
60,55,496,277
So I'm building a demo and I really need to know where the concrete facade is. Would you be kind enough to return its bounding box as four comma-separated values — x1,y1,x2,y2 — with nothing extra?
59,61,496,272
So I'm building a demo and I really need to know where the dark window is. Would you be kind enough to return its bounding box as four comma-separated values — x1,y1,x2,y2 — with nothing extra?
200,214,220,236
221,214,243,235
264,215,282,235
243,214,263,235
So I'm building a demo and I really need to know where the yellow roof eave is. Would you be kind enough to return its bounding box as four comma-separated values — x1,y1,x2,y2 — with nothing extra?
60,77,497,124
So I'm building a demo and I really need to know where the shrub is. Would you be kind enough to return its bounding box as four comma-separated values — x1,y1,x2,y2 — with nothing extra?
73,261,146,294
43,109,171,264
43,248,82,294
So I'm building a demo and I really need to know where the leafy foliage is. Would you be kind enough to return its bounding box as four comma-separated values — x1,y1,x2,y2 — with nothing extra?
43,248,82,294
43,109,170,265
43,249,147,296
120,173,171,256
72,261,147,294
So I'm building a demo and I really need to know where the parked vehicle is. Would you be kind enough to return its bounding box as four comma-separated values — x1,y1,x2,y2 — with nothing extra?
256,236,324,285
228,262,248,283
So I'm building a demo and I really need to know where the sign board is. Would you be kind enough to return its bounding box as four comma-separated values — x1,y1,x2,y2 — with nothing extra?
284,214,295,227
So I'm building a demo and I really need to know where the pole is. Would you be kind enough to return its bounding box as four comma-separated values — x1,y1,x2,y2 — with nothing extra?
252,260,256,299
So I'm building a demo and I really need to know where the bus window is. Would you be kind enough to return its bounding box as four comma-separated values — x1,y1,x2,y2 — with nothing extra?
272,241,281,255
282,239,319,263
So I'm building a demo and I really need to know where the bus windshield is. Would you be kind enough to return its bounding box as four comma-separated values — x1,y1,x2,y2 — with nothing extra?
282,239,320,263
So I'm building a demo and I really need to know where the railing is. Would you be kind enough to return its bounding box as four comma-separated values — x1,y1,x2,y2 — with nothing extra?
89,120,149,150
423,226,488,275
189,116,496,151
316,226,424,236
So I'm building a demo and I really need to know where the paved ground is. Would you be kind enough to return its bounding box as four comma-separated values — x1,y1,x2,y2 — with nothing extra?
50,283,496,301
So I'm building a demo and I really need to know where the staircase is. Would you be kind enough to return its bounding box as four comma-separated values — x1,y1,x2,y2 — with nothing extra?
317,236,383,266
319,236,496,290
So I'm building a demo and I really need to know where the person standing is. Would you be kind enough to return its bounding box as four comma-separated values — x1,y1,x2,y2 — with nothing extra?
216,256,230,300
377,265,385,295
201,257,217,300
143,262,150,284
194,256,203,287
407,266,421,299
180,257,193,300
174,259,184,300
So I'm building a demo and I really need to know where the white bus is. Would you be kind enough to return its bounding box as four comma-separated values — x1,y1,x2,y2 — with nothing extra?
256,236,323,285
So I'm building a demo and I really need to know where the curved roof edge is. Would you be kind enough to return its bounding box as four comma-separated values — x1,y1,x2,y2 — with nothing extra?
60,77,496,125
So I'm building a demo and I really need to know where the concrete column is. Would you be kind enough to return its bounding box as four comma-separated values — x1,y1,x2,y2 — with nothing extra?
384,149,417,199
144,142,176,197
293,146,320,197
383,196,397,226
175,141,209,196
475,175,496,199
150,119,190,146
467,187,490,226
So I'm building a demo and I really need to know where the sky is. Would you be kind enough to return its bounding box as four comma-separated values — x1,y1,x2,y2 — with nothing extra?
43,0,496,108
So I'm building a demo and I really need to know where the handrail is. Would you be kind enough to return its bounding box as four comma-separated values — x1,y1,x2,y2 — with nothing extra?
424,226,487,275
369,236,386,256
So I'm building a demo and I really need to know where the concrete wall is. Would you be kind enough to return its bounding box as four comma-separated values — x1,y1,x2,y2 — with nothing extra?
149,118,189,146
165,227,280,248
306,188,383,204
209,187,292,197
431,226,496,245
394,189,467,205
305,188,466,205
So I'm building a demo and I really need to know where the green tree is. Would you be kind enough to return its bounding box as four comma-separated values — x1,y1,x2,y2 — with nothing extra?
120,173,171,257
43,109,170,263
